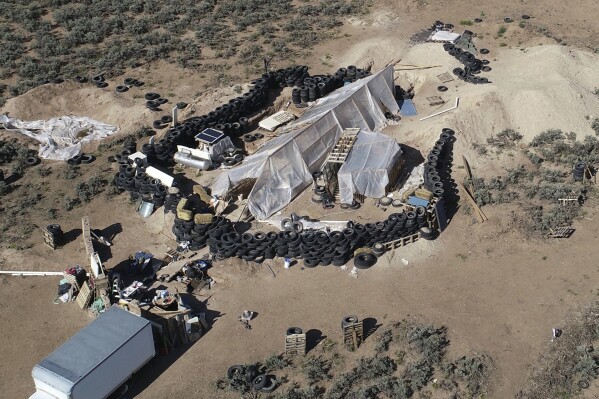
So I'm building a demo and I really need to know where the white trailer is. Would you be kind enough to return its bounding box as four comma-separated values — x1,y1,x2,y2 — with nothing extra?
29,306,155,399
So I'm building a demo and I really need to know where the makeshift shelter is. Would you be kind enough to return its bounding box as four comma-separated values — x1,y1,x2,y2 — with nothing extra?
211,66,399,220
337,130,402,204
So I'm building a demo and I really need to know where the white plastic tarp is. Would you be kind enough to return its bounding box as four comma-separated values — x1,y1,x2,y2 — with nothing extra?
337,130,402,204
0,115,118,160
212,66,399,220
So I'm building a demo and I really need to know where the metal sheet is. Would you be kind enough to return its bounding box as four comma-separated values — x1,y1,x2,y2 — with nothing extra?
398,99,418,116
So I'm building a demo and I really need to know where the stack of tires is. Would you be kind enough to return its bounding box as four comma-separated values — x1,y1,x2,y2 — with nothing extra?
173,216,233,251
573,162,586,182
424,128,455,199
334,65,372,84
112,146,168,209
291,73,344,106
204,206,435,266
444,43,491,85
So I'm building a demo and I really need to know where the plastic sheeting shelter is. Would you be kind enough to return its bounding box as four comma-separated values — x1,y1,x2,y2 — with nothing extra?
337,130,402,204
211,66,399,220
0,115,118,160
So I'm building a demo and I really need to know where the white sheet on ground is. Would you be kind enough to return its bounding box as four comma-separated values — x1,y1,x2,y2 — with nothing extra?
0,115,118,160
337,130,402,204
211,66,399,220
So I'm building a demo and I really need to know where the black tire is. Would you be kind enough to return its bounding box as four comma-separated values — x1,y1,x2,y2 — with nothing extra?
286,327,303,335
80,154,95,164
304,258,318,268
245,365,258,383
157,97,168,105
480,48,490,55
578,380,590,389
291,221,303,233
176,102,188,109
145,92,160,101
474,18,483,23
243,134,255,142
281,218,293,230
341,315,358,328
521,14,531,20
252,374,268,391
91,75,104,83
74,76,87,83
227,365,244,379
124,77,136,86
354,252,377,269
153,120,167,129
254,133,264,139
161,115,173,123
25,156,40,166
504,17,513,23
437,85,448,92
96,82,108,88
260,375,278,393
350,201,361,210
115,85,129,93
379,197,392,206
482,66,492,72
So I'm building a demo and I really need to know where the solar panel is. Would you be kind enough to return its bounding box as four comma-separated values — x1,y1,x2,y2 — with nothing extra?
194,128,224,144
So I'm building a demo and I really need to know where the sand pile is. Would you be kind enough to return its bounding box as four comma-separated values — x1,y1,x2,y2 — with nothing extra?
392,44,599,150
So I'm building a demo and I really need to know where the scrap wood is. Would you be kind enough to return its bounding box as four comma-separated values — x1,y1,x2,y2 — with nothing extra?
395,64,442,70
457,182,488,222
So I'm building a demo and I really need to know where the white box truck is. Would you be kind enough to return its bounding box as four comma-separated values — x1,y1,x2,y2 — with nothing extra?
29,306,155,399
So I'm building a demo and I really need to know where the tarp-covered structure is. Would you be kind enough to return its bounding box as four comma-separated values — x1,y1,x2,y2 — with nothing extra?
211,66,399,220
337,130,402,204
0,115,118,160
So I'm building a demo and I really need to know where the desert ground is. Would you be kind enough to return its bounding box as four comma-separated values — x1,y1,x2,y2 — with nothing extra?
2,0,599,398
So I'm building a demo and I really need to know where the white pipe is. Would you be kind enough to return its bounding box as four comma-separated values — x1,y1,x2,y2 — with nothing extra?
0,271,64,276
419,97,460,121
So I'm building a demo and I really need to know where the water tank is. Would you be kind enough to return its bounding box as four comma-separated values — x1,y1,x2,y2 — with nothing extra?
174,152,211,171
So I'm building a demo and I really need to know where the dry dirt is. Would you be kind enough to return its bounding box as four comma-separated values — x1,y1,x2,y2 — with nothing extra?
3,1,599,398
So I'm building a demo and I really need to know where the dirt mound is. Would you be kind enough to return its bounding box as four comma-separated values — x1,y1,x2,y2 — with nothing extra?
393,44,599,150
1,82,152,132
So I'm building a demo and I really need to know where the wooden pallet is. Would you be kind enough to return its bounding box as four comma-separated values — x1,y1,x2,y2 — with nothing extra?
42,227,57,250
546,227,575,238
383,233,420,251
325,130,358,164
285,333,307,356
343,320,363,350
437,72,454,83
426,96,445,106
76,281,93,309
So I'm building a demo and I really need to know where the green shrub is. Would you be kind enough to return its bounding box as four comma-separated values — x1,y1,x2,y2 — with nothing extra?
374,329,394,353
592,118,599,135
301,356,331,384
451,355,492,395
404,359,433,390
460,20,473,26
265,354,290,371
497,25,507,36
406,325,448,364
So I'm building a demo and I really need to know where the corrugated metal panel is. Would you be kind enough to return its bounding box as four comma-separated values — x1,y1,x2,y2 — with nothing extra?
37,307,150,384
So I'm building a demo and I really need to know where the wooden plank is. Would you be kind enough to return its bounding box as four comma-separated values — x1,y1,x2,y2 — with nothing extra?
457,182,487,222
81,216,94,256
462,156,475,194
